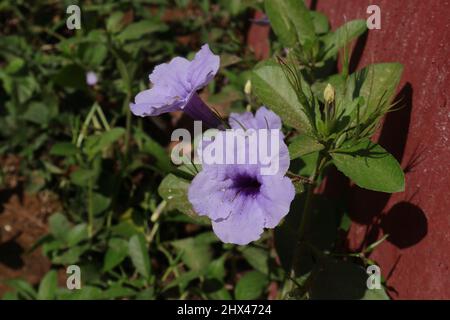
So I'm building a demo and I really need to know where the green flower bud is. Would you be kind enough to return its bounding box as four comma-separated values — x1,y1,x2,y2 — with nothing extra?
324,83,335,104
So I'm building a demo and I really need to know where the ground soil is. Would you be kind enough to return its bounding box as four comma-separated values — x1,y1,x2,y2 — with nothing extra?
0,155,61,297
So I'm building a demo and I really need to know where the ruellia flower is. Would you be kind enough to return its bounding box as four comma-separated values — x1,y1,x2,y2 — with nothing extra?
188,107,295,245
130,44,221,128
86,71,98,86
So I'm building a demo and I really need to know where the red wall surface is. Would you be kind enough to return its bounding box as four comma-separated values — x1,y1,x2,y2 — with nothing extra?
249,0,450,299
314,0,450,300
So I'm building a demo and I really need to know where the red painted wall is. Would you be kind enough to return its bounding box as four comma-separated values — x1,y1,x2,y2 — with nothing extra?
248,0,450,299
313,0,450,300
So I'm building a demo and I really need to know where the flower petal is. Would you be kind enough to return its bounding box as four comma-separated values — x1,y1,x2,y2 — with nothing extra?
188,167,236,221
254,106,282,131
198,125,290,176
211,197,265,245
187,44,220,90
229,106,282,132
229,111,258,130
259,136,290,176
130,87,185,117
149,57,191,98
258,175,295,228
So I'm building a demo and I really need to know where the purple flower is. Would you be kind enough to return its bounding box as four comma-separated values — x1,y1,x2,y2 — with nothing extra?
86,71,98,86
130,44,221,128
188,107,295,245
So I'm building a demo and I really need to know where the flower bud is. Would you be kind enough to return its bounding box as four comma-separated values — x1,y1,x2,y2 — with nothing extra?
244,80,252,95
323,83,335,104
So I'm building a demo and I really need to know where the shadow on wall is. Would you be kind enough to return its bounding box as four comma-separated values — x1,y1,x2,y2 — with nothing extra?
352,83,428,249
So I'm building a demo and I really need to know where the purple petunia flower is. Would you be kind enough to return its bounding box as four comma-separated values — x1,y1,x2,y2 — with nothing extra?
188,107,295,245
130,44,221,128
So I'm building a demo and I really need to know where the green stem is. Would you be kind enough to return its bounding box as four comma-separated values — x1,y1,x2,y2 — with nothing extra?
124,95,132,155
76,103,98,148
87,178,94,238
298,154,325,243
95,104,111,131
283,153,326,297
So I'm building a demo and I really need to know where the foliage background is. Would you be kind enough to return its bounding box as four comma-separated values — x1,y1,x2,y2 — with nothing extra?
0,0,267,300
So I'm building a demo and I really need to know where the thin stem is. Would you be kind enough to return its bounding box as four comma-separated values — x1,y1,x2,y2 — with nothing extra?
298,154,326,241
148,201,166,244
124,93,132,155
87,178,94,238
95,104,111,131
76,103,98,148
283,153,326,297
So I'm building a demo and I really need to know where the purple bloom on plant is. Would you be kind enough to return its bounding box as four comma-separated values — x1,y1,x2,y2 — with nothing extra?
130,44,221,128
86,71,98,86
188,107,295,245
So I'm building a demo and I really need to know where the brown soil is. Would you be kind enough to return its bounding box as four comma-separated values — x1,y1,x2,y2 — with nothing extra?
0,155,61,296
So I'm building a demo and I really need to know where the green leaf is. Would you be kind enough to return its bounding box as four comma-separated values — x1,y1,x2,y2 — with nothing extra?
92,192,111,216
49,213,71,241
106,12,125,33
23,102,50,126
63,286,103,300
102,284,136,300
297,151,320,177
163,270,203,292
219,53,242,68
348,63,404,119
206,255,227,281
66,223,88,246
2,292,18,300
331,139,404,193
322,20,367,61
136,287,155,300
362,286,390,300
208,287,232,300
117,20,167,42
172,235,213,271
110,221,141,238
310,259,389,300
70,168,96,187
252,60,312,132
50,142,78,156
158,173,209,224
234,271,268,300
135,128,173,174
38,270,58,300
310,11,329,35
265,0,316,47
83,127,125,158
52,245,89,265
288,134,324,159
240,246,269,275
79,42,108,67
128,234,151,279
103,238,129,272
5,57,25,74
5,279,37,300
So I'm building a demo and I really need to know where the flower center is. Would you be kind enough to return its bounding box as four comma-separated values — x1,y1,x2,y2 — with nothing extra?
232,174,261,196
